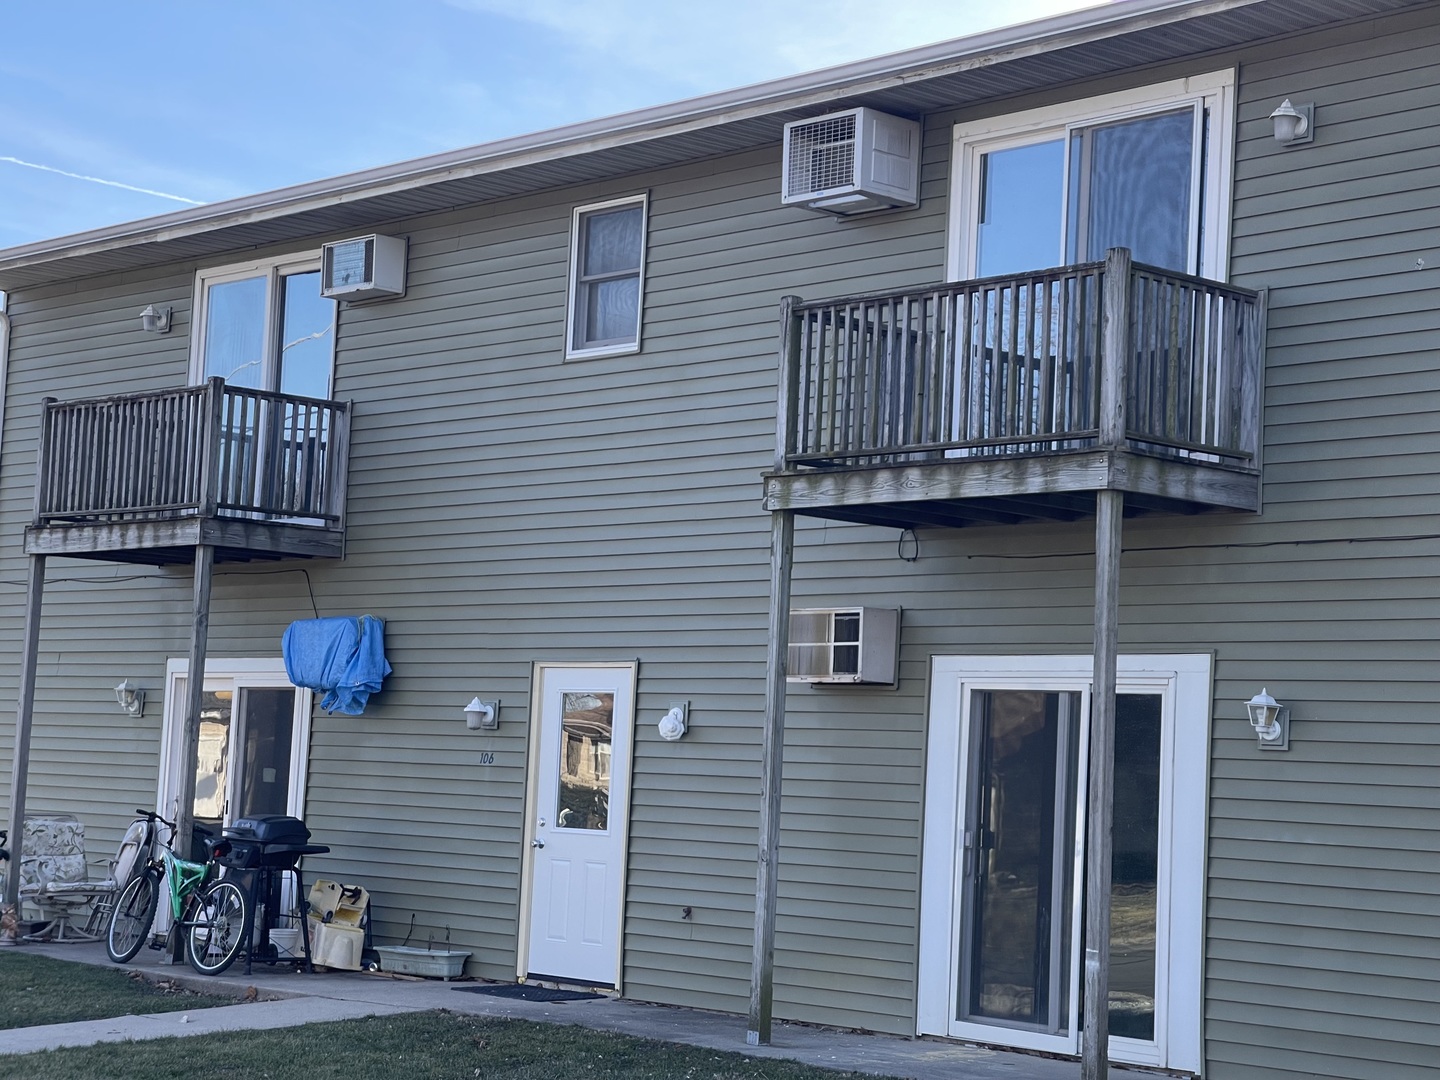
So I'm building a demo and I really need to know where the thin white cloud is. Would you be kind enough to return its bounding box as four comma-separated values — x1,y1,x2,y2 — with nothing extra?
0,156,204,206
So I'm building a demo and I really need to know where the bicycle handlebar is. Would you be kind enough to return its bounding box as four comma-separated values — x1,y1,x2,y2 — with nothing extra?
136,808,177,831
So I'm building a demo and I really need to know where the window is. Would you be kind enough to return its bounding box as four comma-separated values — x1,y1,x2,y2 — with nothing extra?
566,194,648,358
191,254,336,398
947,72,1235,281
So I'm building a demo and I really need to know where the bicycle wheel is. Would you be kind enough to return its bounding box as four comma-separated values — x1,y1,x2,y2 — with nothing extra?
185,879,251,976
106,869,160,964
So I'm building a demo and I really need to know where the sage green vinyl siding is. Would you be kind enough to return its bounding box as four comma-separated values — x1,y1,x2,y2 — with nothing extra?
1,7,1437,1070
1200,9,1440,1077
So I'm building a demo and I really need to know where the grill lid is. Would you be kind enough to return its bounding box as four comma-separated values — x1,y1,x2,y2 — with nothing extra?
222,814,312,845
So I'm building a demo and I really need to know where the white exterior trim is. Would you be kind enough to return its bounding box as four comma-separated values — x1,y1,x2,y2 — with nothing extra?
564,193,649,361
159,657,314,828
189,251,329,389
917,653,1210,1073
945,70,1237,282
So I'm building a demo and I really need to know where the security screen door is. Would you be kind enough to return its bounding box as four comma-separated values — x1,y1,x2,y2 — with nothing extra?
524,663,635,987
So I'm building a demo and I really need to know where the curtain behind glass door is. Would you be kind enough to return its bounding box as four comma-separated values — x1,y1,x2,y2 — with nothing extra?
960,689,1081,1034
1067,109,1196,273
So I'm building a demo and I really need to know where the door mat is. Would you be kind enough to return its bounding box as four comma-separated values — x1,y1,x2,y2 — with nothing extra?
455,983,603,1003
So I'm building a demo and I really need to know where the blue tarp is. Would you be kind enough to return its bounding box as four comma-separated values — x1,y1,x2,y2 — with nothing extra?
282,615,392,715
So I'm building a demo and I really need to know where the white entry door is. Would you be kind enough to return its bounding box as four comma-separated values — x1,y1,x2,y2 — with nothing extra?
523,663,635,987
917,654,1209,1074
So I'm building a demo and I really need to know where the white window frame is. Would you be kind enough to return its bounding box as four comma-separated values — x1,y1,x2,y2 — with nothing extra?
157,657,314,828
154,657,314,933
190,252,334,391
945,71,1236,283
917,653,1211,1074
564,193,649,360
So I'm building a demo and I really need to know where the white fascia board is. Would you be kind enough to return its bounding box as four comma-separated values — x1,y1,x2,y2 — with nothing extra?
0,0,1259,279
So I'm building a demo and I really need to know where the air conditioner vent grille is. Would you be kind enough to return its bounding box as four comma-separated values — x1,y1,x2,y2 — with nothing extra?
788,114,858,194
781,108,920,216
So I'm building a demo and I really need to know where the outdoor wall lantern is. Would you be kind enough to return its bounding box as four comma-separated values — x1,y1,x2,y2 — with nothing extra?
658,702,689,741
1269,99,1314,146
464,697,499,730
139,304,172,333
1246,688,1290,750
114,679,145,718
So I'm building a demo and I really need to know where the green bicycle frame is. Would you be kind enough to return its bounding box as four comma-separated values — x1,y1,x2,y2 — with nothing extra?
160,847,210,919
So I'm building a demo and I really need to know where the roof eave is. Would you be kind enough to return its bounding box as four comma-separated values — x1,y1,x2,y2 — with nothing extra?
0,0,1258,283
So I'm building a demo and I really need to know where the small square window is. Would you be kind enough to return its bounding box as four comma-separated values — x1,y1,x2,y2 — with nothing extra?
567,195,647,358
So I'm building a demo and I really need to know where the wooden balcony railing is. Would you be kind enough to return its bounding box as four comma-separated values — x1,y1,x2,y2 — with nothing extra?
779,248,1264,471
33,377,350,528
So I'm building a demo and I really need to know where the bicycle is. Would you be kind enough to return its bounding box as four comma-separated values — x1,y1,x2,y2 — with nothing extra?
105,810,251,976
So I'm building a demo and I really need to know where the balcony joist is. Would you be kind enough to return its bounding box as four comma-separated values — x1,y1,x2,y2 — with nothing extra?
764,447,1261,529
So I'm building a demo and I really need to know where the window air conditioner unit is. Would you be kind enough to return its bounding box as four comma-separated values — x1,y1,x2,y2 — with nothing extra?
788,607,900,685
781,108,921,216
321,234,407,301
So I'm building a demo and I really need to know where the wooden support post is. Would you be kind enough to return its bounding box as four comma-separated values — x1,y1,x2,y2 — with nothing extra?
2,555,46,941
1083,247,1131,1079
748,507,794,1045
167,543,214,963
1083,487,1123,1080
749,296,803,1045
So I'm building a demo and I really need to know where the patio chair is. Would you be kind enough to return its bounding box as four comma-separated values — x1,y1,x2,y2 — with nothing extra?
19,814,146,942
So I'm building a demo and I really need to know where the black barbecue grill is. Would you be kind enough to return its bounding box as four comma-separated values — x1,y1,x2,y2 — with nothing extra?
217,815,330,974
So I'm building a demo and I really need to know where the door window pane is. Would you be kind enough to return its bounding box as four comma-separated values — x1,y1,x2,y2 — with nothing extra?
556,691,613,831
235,688,296,819
976,140,1064,278
961,689,1080,1034
1068,109,1194,273
202,277,267,388
191,686,232,831
277,271,335,400
1110,693,1162,1040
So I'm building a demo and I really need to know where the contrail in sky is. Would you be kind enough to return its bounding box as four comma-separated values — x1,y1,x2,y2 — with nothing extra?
1,156,204,205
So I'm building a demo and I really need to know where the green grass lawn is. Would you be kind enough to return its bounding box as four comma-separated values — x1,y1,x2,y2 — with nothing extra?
0,950,235,1030
0,1011,904,1080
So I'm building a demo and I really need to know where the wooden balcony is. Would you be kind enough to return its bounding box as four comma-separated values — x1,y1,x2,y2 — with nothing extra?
763,249,1265,529
24,377,350,565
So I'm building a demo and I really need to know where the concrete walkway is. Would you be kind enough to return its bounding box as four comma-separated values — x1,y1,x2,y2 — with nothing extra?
4,941,1127,1079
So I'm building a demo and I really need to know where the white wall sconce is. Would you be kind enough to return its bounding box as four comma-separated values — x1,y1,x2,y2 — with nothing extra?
1246,688,1290,751
115,679,145,718
658,701,689,741
464,697,499,730
139,304,172,333
1269,99,1314,146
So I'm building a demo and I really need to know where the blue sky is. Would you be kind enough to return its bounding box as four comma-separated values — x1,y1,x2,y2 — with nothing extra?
0,0,1102,250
